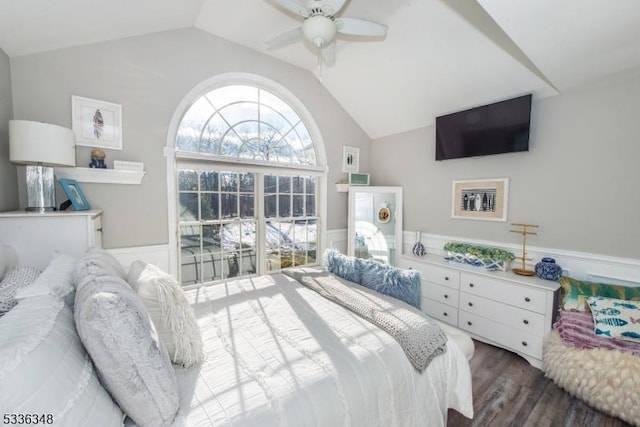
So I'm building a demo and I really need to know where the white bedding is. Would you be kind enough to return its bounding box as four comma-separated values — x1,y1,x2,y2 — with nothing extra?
171,273,473,427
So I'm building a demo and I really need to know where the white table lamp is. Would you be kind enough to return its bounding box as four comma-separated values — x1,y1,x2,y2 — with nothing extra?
9,120,76,212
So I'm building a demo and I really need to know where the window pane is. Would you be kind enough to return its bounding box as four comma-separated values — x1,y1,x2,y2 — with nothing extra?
220,172,237,192
202,224,221,253
200,171,218,191
292,195,304,217
180,225,201,254
239,195,254,218
221,193,238,218
305,176,315,193
200,193,219,221
199,114,227,155
265,194,277,217
178,170,198,191
239,173,255,192
264,175,277,193
279,195,290,217
179,193,198,221
240,249,256,276
305,195,316,216
180,255,200,285
292,176,304,193
278,176,291,193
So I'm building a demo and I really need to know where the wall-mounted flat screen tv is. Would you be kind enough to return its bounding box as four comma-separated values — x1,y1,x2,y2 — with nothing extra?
435,94,532,161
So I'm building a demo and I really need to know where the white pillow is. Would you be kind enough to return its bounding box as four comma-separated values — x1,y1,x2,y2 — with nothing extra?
127,261,204,368
0,294,123,426
73,247,127,287
74,262,179,427
0,266,41,316
15,253,77,305
0,244,18,280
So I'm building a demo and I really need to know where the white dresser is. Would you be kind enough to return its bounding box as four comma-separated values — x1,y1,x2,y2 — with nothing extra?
398,254,560,368
0,209,103,271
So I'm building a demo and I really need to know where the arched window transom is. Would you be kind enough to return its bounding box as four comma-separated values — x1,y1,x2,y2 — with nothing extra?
176,85,316,166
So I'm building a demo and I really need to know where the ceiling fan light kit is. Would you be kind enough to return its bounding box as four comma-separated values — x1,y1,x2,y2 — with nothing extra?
267,0,387,65
303,15,337,47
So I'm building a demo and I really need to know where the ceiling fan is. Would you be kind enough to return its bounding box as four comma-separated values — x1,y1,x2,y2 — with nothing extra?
265,0,387,66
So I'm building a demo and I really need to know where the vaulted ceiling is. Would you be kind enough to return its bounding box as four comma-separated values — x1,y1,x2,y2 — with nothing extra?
1,0,639,138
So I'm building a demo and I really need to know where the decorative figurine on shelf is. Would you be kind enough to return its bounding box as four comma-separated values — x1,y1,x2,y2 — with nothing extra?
89,149,107,168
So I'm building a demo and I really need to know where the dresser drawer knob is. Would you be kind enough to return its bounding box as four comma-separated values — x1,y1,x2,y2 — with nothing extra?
468,302,473,307
469,283,474,288
523,319,529,325
444,294,449,299
445,276,449,281
443,312,448,316
467,321,472,326
525,297,531,302
522,341,528,347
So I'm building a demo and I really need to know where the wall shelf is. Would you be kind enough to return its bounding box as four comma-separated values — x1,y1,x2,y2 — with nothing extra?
55,167,145,185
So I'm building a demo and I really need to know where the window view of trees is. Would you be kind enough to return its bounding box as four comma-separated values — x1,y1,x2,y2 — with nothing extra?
175,84,320,286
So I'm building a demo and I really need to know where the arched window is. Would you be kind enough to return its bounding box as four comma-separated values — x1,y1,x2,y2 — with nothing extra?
167,75,326,286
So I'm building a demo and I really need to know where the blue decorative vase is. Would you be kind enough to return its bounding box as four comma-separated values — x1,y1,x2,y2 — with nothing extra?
535,257,562,281
412,231,426,257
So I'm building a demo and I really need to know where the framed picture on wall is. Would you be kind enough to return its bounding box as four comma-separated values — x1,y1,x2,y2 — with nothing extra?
342,146,359,173
451,178,509,221
72,95,123,150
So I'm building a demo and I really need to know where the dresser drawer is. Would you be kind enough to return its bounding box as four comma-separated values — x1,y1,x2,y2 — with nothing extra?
421,265,460,289
459,311,543,360
423,281,459,307
460,272,547,314
422,298,459,326
399,259,460,289
459,293,546,337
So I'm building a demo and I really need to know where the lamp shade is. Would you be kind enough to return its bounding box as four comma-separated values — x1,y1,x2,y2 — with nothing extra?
9,120,76,167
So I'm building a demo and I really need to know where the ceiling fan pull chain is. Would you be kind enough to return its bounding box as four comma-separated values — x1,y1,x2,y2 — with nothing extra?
317,47,323,82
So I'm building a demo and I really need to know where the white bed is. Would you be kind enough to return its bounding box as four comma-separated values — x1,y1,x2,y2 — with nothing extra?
1,243,473,427
172,273,473,427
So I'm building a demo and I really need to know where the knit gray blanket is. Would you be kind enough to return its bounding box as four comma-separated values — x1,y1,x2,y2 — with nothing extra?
283,268,447,372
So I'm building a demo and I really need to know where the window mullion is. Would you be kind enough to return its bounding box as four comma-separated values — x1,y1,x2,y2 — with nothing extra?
256,172,265,276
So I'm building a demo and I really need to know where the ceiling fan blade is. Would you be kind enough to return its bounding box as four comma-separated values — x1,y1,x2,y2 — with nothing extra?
336,18,387,37
321,42,336,66
314,0,348,15
270,0,308,17
265,26,304,50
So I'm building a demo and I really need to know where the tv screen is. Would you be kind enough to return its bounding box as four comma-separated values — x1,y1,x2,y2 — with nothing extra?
435,94,532,161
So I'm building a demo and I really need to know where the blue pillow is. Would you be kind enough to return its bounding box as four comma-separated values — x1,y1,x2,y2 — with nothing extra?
361,261,422,309
324,249,363,284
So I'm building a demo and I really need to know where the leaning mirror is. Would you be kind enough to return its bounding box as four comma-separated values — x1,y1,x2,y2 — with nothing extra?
347,186,403,266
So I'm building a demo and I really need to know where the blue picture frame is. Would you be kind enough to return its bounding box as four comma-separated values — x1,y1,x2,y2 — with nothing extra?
59,178,91,211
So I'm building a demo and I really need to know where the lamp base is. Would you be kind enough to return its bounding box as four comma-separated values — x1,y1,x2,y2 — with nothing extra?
25,206,56,213
25,164,56,212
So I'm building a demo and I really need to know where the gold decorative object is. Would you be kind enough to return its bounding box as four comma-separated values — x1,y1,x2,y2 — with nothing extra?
510,223,539,276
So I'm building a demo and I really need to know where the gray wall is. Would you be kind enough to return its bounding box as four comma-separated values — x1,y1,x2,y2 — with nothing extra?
371,70,640,260
9,28,370,248
0,48,17,211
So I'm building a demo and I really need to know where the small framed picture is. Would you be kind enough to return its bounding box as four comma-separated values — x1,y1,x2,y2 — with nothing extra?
72,95,123,150
342,146,359,173
59,178,91,211
451,178,509,221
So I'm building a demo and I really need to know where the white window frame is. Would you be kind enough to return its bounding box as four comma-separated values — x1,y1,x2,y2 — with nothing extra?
165,73,328,279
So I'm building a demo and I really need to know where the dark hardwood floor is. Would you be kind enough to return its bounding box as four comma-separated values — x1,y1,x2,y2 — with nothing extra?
447,340,633,427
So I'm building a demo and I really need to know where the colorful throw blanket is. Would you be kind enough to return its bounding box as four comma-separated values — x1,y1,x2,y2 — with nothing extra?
283,268,447,372
554,310,640,357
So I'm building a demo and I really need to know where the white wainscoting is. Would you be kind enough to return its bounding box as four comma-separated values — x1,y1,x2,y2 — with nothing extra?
108,232,640,286
107,244,170,275
401,231,640,286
